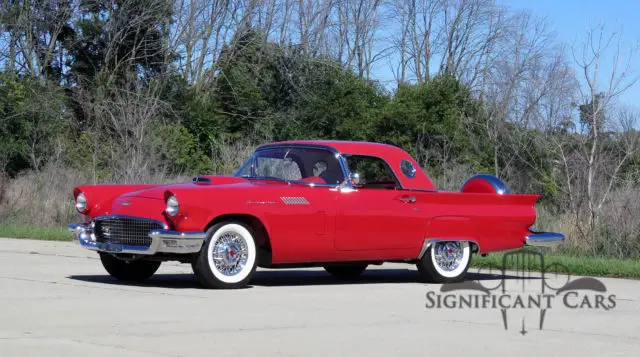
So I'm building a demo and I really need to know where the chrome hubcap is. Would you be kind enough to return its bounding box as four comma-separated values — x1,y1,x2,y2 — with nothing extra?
212,231,249,276
433,241,464,272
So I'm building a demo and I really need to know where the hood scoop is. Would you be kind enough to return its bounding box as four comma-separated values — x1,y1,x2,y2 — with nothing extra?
192,176,212,184
191,175,246,185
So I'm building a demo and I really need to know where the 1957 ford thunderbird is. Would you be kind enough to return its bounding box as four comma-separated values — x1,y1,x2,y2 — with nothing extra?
68,140,564,289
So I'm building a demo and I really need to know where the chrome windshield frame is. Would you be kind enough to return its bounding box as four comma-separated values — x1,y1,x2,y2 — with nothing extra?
233,144,352,189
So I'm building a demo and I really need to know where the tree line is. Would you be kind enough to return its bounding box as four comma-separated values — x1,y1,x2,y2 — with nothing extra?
0,0,638,258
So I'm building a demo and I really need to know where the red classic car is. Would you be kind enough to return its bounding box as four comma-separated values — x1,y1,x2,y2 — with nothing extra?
68,140,564,288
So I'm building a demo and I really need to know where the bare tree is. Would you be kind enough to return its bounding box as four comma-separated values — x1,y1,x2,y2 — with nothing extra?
388,0,508,86
91,82,172,183
335,0,383,78
170,0,242,87
295,0,334,56
556,24,639,246
480,11,559,177
388,0,411,84
437,0,508,89
389,0,442,84
409,0,442,83
1,0,73,79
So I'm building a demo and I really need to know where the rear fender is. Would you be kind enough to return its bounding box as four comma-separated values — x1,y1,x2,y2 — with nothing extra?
422,216,479,256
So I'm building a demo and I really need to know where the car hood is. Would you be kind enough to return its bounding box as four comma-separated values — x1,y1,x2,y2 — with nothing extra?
117,176,252,200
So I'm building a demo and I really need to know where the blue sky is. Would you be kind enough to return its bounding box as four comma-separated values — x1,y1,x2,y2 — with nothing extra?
503,0,639,106
373,0,639,107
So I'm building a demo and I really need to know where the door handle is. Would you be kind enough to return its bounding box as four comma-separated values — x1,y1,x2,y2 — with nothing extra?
399,195,416,203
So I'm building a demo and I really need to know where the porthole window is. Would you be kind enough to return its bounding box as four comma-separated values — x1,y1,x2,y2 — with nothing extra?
400,160,416,178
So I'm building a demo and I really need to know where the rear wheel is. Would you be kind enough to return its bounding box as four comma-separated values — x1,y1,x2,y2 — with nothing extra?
192,222,258,289
99,252,161,283
417,241,472,283
323,264,368,280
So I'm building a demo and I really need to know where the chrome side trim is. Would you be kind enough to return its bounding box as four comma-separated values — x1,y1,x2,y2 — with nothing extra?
418,238,481,259
68,222,205,255
525,230,565,248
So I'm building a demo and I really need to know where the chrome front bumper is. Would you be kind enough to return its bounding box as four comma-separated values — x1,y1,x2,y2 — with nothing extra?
67,223,206,255
525,229,565,248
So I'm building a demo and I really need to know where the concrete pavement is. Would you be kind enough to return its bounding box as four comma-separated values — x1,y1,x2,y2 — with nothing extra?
0,238,638,357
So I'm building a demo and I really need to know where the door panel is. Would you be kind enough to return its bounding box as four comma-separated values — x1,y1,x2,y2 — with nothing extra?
263,185,339,263
335,189,425,251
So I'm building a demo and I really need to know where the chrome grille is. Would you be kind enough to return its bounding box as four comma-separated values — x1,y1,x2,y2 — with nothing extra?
94,216,163,247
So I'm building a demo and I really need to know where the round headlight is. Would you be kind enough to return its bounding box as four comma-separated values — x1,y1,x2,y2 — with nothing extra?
165,195,179,217
75,192,87,213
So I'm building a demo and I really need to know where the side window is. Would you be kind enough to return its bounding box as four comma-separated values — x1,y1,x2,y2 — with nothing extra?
345,155,401,189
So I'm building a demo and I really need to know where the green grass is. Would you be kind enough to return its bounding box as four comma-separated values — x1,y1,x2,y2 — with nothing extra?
0,224,72,241
472,249,640,279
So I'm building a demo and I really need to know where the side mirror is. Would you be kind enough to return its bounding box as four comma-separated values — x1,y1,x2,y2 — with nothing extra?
349,172,360,185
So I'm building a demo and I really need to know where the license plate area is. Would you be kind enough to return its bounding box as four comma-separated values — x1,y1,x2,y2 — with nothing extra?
101,242,123,253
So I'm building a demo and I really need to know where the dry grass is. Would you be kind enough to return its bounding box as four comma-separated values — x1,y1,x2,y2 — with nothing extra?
0,165,91,226
211,138,264,175
429,164,477,191
593,186,640,258
527,189,640,259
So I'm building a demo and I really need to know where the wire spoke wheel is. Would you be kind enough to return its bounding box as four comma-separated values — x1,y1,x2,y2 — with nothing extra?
211,231,249,276
417,240,472,283
433,241,465,272
193,222,257,289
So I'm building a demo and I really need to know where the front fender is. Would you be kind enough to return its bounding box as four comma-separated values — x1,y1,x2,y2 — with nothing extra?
164,191,273,237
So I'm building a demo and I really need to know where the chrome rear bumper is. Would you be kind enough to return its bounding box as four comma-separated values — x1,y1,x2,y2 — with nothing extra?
525,230,565,248
67,223,205,255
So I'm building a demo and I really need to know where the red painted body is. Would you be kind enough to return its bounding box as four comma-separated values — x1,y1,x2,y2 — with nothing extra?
73,141,539,264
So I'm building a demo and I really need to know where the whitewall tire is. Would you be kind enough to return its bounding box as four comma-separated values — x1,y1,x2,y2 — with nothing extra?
193,222,258,289
417,240,472,283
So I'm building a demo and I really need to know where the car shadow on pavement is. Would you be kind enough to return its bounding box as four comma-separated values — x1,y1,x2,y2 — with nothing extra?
250,269,539,287
68,273,206,289
67,269,538,289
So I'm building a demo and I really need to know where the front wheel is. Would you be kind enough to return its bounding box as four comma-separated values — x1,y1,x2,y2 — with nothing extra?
192,222,258,289
416,241,472,283
99,252,161,283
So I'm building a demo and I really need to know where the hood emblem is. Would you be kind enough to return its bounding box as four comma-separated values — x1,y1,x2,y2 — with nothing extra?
121,201,131,206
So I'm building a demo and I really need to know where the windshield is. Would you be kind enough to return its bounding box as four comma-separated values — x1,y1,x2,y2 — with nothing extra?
234,147,346,186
